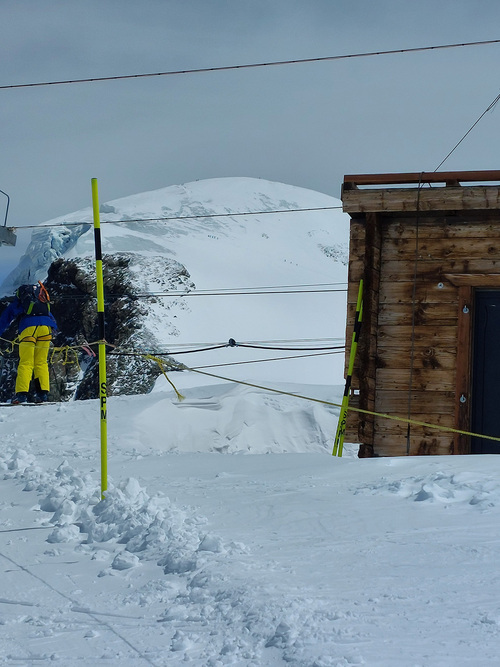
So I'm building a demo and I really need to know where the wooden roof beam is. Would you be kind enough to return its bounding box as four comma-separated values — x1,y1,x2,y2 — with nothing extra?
343,170,500,189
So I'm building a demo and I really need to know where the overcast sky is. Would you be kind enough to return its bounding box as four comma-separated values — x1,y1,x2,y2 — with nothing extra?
1,0,499,274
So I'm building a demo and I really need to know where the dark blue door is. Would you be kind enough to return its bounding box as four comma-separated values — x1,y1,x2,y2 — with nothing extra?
471,290,500,454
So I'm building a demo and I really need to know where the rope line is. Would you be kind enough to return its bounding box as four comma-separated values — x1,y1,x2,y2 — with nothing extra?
190,350,344,370
3,334,499,444
101,348,500,443
143,354,185,401
2,39,499,90
178,365,500,444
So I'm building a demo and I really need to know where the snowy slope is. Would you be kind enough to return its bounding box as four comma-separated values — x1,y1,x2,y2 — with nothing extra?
1,178,349,385
2,391,500,665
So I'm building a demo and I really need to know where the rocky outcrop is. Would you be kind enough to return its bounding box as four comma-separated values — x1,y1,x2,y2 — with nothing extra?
0,253,193,402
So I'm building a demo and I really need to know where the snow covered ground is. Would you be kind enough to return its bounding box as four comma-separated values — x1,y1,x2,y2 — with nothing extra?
2,378,500,666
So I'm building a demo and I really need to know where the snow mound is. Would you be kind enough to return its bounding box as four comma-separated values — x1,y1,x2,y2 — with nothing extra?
137,382,342,454
2,449,222,577
356,469,500,510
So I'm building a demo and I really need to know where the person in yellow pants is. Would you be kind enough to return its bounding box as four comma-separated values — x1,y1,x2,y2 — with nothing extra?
0,282,58,404
16,326,53,399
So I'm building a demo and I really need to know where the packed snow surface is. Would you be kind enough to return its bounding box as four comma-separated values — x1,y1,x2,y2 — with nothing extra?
1,380,500,666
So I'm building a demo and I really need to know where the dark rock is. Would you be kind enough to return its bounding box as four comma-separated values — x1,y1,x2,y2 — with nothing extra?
0,253,192,401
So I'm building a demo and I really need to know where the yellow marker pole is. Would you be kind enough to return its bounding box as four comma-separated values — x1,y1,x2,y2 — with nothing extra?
332,280,363,457
91,178,108,498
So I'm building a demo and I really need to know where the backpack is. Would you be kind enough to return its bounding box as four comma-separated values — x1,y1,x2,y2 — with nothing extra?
16,281,51,317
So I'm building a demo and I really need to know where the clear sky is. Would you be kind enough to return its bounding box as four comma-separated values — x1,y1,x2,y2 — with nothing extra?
1,0,499,275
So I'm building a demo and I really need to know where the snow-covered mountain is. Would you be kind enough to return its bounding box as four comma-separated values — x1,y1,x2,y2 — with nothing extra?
0,178,349,398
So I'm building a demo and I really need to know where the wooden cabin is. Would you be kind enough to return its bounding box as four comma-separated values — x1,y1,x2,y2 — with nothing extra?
343,170,500,457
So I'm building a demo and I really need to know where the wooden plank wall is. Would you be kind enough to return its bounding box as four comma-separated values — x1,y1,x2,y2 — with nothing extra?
342,185,500,214
377,217,457,456
345,213,500,457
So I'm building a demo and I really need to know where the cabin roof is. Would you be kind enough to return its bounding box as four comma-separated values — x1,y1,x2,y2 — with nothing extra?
343,170,500,188
342,170,500,216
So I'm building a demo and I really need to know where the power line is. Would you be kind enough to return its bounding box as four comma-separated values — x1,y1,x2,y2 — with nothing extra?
160,282,348,293
2,39,499,91
13,205,344,230
127,287,347,298
434,89,500,171
105,337,346,358
23,284,347,304
174,340,345,354
190,350,344,370
49,283,348,301
50,287,348,301
110,341,344,357
226,338,345,352
145,336,344,350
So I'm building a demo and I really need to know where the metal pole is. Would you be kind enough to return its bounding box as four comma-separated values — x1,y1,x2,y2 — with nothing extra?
332,280,363,457
0,189,10,227
91,178,108,498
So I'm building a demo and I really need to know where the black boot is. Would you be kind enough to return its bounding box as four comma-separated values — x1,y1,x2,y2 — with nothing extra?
35,390,49,403
33,378,49,403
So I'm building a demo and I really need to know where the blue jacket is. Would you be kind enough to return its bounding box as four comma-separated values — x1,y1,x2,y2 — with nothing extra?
0,298,58,336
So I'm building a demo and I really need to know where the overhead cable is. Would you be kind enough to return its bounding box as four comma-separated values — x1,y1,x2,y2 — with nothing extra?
226,338,345,352
190,350,344,370
124,287,348,297
2,39,499,91
130,336,344,351
52,286,348,301
108,339,345,356
434,89,500,171
13,205,344,230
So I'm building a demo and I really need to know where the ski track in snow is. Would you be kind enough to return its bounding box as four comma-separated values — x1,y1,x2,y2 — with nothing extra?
0,440,361,665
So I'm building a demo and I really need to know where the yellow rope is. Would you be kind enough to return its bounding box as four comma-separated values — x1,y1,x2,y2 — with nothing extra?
0,335,18,354
2,334,497,444
0,335,100,372
50,345,82,370
144,354,185,402
181,366,500,444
